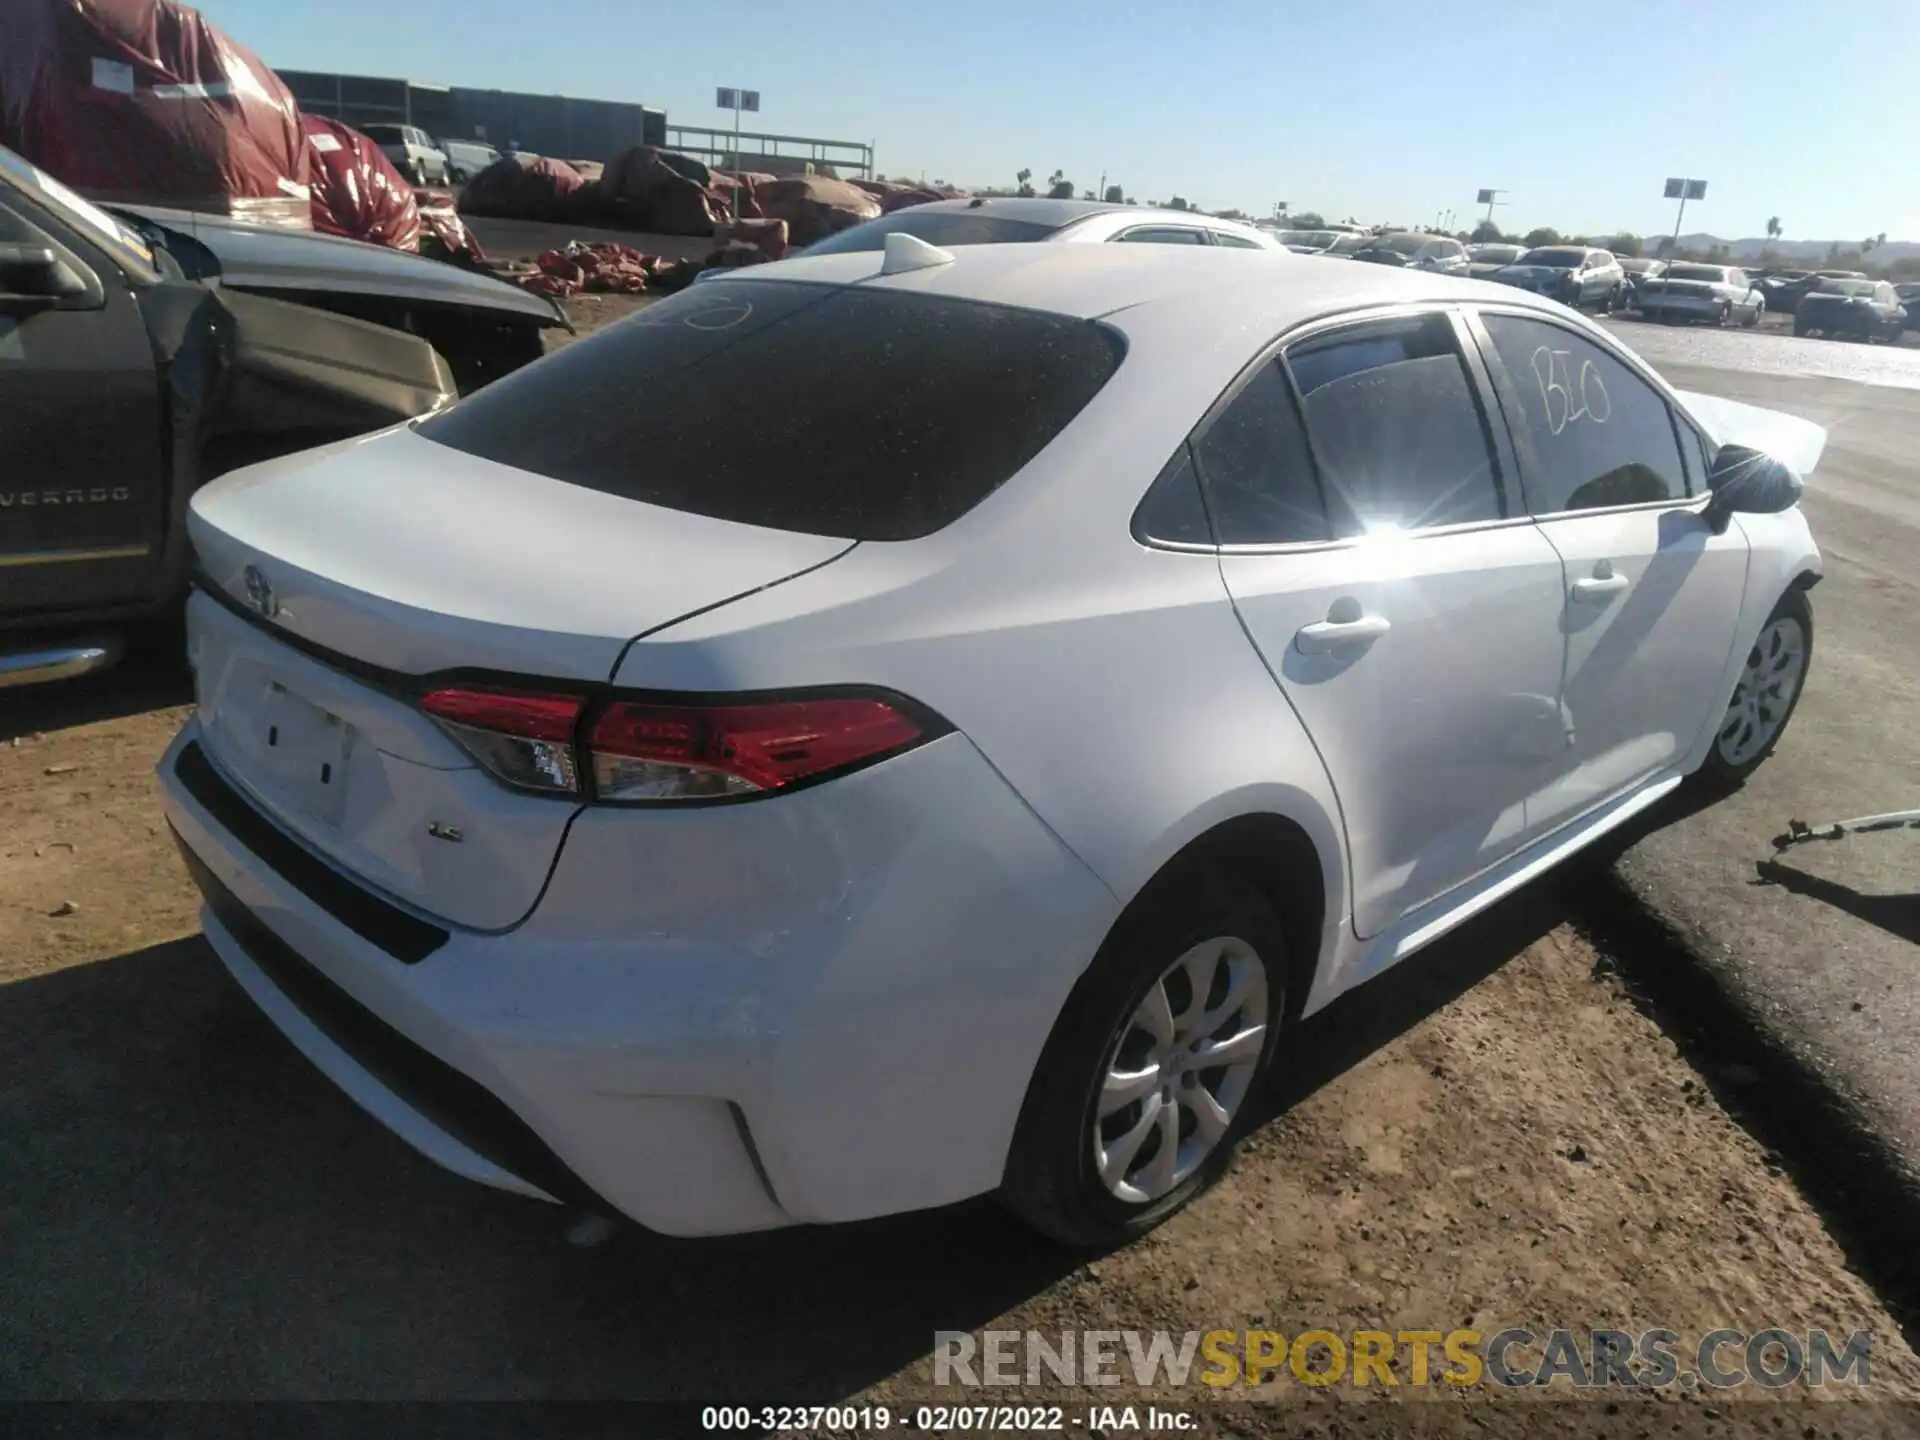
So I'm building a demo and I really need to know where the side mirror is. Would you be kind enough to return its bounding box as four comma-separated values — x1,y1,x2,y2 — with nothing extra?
1703,443,1803,531
0,242,89,307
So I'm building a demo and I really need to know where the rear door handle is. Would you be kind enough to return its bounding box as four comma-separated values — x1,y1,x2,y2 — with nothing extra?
1571,574,1629,602
1295,614,1391,654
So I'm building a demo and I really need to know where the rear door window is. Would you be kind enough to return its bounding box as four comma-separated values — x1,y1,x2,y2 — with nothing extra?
1211,232,1264,250
1283,314,1507,535
419,279,1124,541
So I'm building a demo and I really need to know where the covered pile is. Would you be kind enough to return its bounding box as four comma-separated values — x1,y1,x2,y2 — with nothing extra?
596,145,734,235
303,114,419,250
456,152,589,222
415,187,485,266
0,0,310,226
851,177,951,213
751,175,883,246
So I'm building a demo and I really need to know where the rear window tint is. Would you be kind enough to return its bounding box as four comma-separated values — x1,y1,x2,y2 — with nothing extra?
418,280,1124,541
802,210,1058,254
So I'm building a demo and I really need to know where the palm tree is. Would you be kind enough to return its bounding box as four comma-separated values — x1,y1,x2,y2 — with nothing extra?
1766,215,1782,241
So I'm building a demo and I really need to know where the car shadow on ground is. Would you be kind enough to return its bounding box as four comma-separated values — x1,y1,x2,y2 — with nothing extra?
0,871,1585,1400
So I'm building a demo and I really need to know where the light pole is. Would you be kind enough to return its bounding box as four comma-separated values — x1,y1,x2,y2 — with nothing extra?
1664,177,1707,255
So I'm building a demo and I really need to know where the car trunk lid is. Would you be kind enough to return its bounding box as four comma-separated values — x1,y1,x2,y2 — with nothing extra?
188,425,854,680
185,425,853,929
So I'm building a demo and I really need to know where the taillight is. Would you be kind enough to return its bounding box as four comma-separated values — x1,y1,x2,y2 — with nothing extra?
420,687,584,794
418,687,934,803
589,698,926,802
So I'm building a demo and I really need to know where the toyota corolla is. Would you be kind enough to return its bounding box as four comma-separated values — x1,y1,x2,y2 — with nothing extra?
161,239,1824,1248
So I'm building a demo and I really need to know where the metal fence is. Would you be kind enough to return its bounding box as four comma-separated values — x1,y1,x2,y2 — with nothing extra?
666,125,873,179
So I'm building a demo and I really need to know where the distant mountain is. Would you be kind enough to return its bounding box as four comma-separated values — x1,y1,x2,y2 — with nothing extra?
1657,233,1919,263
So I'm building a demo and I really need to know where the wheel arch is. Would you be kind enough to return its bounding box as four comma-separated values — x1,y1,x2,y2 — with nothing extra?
1104,796,1345,1026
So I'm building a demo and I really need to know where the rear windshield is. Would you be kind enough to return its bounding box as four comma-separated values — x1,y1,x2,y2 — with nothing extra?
359,125,405,142
1519,248,1584,267
1665,264,1727,281
802,209,1059,254
418,279,1124,541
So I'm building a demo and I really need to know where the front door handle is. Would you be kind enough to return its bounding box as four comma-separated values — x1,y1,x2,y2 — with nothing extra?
1571,574,1629,602
1295,612,1391,654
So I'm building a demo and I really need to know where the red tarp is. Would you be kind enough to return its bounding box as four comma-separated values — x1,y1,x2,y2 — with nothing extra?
303,113,419,251
600,146,725,235
711,217,789,266
416,189,485,267
455,153,587,222
523,241,657,298
751,175,881,246
0,0,310,227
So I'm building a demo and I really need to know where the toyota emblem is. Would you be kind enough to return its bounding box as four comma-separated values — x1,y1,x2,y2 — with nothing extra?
241,564,279,619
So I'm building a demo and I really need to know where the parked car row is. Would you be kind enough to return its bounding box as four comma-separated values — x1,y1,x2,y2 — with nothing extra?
355,125,504,186
1274,230,1919,341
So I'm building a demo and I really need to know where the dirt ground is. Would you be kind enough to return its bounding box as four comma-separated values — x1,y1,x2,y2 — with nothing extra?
3,658,1918,1432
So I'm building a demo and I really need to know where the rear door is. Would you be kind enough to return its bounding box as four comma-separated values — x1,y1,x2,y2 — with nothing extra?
1209,308,1571,938
1466,308,1748,830
0,168,167,615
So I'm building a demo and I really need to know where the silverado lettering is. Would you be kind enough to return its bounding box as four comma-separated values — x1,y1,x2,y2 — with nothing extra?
0,487,133,508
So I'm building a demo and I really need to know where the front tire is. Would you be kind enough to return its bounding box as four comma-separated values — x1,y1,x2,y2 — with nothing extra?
1695,588,1812,791
1001,872,1287,1249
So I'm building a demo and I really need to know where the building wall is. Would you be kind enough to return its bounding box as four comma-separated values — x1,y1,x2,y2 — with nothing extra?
277,70,666,162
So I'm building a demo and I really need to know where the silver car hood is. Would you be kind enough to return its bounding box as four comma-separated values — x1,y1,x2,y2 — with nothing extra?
119,204,566,327
1675,390,1827,479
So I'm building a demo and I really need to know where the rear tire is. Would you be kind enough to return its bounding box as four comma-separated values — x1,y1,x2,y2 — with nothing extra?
1000,872,1288,1249
1694,588,1813,792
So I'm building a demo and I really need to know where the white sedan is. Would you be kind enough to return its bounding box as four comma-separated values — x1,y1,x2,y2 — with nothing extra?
799,195,1288,253
161,240,1823,1248
1636,262,1767,326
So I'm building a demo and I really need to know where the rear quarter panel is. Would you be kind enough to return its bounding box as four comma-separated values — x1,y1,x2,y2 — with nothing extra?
607,297,1354,995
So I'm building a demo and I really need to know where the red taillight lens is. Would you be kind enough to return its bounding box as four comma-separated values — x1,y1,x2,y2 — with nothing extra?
420,687,585,794
588,697,926,802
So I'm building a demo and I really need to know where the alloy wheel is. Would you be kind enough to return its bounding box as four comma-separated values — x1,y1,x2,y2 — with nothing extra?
1718,616,1807,766
1093,936,1268,1204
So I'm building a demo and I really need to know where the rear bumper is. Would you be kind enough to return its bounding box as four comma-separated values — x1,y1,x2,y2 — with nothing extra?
0,637,122,689
1639,293,1723,316
159,719,1117,1235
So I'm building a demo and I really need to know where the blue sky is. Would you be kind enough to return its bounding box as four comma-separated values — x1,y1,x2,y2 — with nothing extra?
205,0,1913,241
